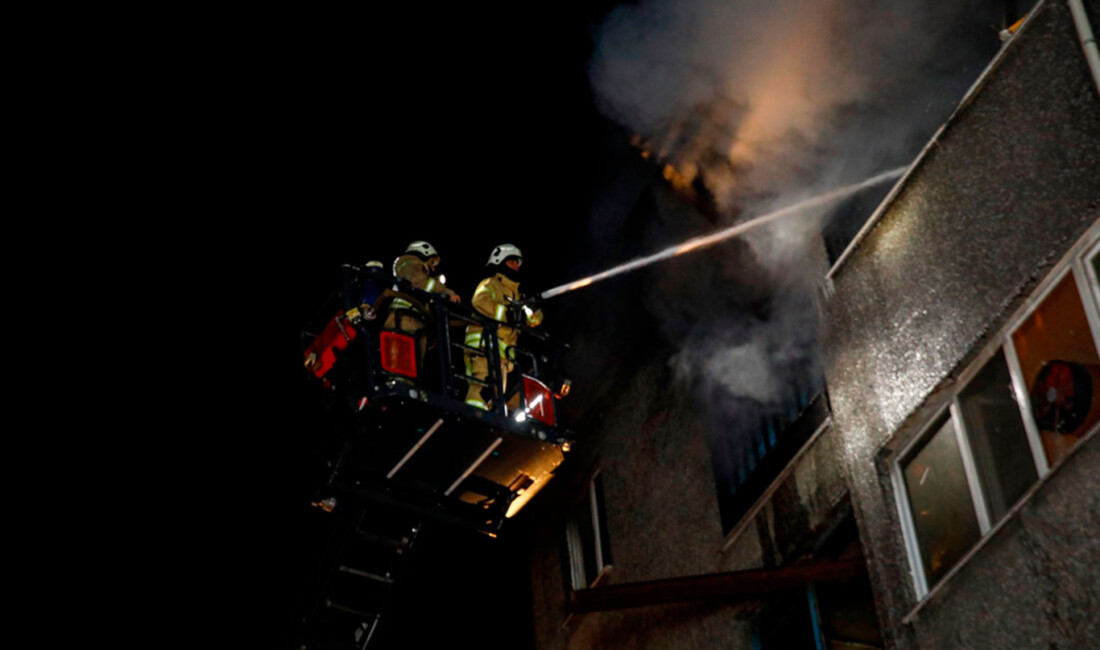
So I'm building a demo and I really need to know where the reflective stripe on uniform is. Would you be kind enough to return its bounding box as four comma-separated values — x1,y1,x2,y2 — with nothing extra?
425,278,437,291
465,330,509,358
391,298,412,310
466,398,488,410
494,304,507,321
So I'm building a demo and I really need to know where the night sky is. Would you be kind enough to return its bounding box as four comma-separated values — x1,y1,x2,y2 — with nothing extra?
195,5,625,648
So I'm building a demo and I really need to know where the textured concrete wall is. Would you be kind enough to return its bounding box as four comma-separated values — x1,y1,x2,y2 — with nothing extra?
596,363,725,583
528,358,752,650
824,1,1100,647
528,353,857,648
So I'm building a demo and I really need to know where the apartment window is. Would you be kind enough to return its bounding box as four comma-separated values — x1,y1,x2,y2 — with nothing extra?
754,589,822,650
895,228,1100,598
755,515,884,649
956,349,1038,521
1011,271,1100,467
565,472,612,590
714,386,830,536
899,414,984,586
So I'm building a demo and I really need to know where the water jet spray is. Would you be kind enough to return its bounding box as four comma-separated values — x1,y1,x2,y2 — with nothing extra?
538,167,906,302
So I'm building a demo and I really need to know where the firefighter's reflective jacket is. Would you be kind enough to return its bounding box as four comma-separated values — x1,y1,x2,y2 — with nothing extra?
465,272,543,357
390,254,455,311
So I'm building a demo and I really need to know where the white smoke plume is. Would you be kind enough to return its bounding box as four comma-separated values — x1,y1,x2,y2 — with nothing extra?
588,0,997,428
590,0,992,211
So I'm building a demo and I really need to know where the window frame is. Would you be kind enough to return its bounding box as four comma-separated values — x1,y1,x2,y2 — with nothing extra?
564,470,613,592
893,405,986,597
1078,236,1100,345
892,223,1100,602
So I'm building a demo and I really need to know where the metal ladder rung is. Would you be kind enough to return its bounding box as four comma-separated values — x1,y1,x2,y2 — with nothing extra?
339,565,395,584
325,599,378,618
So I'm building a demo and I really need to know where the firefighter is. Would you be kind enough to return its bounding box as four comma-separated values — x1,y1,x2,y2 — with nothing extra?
384,242,460,379
384,241,460,331
464,244,543,410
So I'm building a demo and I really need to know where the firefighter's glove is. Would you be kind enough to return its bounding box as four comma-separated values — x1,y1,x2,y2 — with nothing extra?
523,305,544,327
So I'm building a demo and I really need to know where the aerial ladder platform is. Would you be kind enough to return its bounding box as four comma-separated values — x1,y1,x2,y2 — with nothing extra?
301,263,573,536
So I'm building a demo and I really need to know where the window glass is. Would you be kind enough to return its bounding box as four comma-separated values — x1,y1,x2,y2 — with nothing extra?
956,350,1038,521
754,592,819,649
565,474,612,590
813,516,885,648
901,417,982,586
1090,248,1100,304
1011,272,1100,466
566,500,597,589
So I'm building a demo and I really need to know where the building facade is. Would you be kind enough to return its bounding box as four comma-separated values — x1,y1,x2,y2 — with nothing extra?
527,1,1100,648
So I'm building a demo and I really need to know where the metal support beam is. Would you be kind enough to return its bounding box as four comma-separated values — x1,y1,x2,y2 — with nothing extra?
445,438,503,496
569,559,867,613
387,418,444,478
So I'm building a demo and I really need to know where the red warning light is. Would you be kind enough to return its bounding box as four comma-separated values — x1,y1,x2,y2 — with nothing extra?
522,375,555,426
379,331,418,378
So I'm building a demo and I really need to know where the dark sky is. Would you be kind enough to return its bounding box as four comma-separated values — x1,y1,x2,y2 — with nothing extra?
191,5,626,648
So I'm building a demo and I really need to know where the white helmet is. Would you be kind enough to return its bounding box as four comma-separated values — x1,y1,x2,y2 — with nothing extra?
405,241,439,258
488,243,523,266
